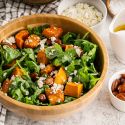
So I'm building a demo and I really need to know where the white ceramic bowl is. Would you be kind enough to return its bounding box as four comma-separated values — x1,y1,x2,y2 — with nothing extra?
57,0,107,34
109,9,125,64
109,70,125,112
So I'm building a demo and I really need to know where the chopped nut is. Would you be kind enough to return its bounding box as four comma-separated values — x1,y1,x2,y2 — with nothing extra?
111,79,120,92
118,84,125,93
38,94,47,102
116,93,125,101
45,77,54,87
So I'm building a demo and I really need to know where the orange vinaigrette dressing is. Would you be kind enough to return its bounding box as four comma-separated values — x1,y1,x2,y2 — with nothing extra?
114,24,125,32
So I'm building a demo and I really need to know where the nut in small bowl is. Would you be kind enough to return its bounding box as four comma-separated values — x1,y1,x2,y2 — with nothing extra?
109,70,125,112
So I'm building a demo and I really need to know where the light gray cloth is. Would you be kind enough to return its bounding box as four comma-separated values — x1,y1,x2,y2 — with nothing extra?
0,0,60,24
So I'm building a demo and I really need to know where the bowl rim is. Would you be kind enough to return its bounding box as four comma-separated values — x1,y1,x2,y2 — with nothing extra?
57,0,107,29
108,69,125,103
0,14,109,111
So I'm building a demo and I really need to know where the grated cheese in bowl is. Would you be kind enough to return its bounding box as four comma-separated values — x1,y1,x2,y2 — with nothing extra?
61,3,103,27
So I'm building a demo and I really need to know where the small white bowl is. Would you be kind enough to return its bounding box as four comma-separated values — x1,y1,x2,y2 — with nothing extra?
57,0,107,34
109,70,125,112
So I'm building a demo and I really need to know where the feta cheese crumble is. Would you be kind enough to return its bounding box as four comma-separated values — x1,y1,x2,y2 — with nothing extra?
2,36,16,45
50,70,58,76
68,76,72,82
74,46,82,57
51,83,64,94
61,3,103,27
50,37,56,44
38,77,46,88
70,70,77,76
40,63,45,70
10,75,15,81
39,38,47,50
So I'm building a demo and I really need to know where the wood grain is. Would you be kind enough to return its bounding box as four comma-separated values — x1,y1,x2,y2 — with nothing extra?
0,14,109,120
106,0,115,17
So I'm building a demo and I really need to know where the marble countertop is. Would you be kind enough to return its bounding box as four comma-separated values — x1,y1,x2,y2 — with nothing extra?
5,15,125,125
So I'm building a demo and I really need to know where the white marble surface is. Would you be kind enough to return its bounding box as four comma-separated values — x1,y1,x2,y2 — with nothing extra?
5,15,125,125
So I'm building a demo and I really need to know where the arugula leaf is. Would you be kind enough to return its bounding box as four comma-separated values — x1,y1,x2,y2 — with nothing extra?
1,45,21,65
66,61,75,75
25,61,40,73
62,48,76,64
64,96,76,103
62,32,77,44
11,88,23,101
23,48,36,62
52,58,62,67
23,97,34,105
82,32,89,40
45,43,63,59
0,55,27,83
89,75,100,89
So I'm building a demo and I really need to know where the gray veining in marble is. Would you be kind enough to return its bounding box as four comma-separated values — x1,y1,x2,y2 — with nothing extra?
5,15,125,125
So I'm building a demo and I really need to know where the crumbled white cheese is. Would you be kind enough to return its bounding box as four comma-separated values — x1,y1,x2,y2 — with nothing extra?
61,3,103,27
70,70,78,76
50,37,56,44
39,38,47,50
65,67,67,71
51,83,64,94
37,77,46,88
74,70,77,75
3,72,7,77
50,70,58,76
74,46,82,57
40,63,45,70
68,76,72,82
2,36,16,45
11,75,15,81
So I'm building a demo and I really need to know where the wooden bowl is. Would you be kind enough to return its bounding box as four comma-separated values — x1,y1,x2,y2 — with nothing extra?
0,14,108,120
106,0,115,17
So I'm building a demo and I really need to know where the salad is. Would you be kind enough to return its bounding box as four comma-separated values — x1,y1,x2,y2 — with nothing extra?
0,24,100,106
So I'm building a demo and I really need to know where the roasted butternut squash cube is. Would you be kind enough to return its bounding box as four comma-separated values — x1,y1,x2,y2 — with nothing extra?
54,67,67,84
12,67,23,77
2,79,11,93
41,64,55,74
24,34,40,48
42,25,63,38
15,30,29,49
37,50,48,64
64,82,83,98
45,88,64,105
65,45,73,50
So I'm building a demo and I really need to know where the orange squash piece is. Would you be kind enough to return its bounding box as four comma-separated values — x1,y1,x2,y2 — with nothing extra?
41,64,55,74
65,45,74,50
15,30,29,49
54,67,67,84
12,67,23,77
42,25,63,38
45,88,64,105
64,82,83,98
24,34,40,48
37,50,48,64
1,79,11,93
